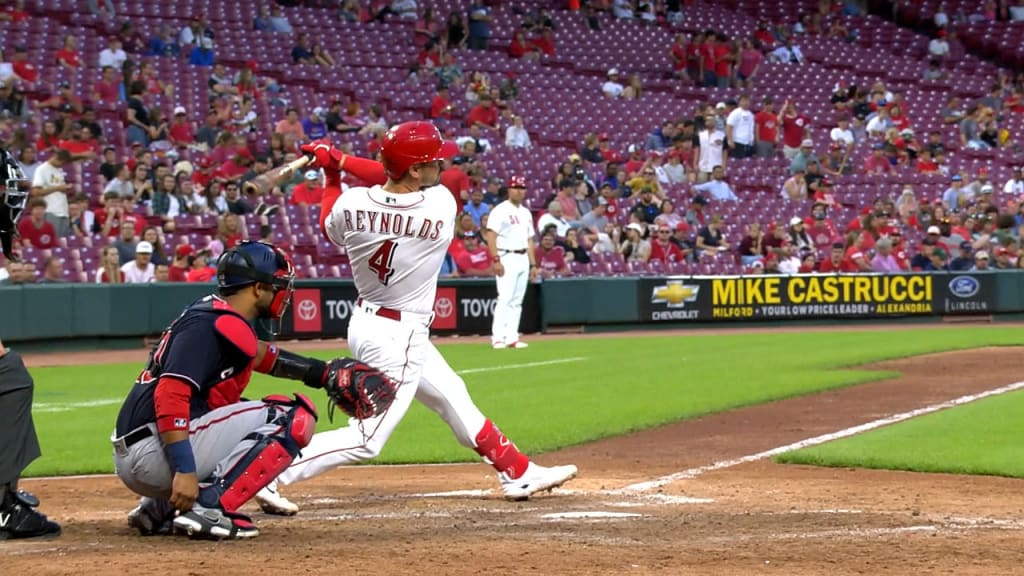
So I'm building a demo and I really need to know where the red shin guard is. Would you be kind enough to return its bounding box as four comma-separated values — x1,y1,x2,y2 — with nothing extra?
474,420,529,479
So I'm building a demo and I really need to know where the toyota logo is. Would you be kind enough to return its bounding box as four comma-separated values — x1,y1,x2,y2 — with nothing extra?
296,299,319,322
434,297,454,318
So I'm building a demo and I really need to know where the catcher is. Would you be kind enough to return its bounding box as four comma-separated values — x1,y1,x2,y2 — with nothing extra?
111,240,395,540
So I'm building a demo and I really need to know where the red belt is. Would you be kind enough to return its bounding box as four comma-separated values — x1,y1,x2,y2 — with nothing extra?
356,298,402,321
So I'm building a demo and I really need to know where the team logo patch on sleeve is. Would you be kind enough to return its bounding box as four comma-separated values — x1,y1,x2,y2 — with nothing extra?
173,418,188,428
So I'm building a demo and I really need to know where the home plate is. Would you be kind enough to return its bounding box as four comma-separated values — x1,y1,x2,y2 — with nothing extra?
541,511,645,520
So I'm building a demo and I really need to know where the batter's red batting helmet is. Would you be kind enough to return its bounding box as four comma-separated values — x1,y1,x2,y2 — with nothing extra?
380,121,458,180
507,175,527,188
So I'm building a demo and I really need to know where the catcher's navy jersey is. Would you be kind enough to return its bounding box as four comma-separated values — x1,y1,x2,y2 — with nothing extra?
115,296,258,436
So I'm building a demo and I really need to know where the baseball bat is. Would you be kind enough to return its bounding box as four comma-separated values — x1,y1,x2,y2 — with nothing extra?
243,155,312,196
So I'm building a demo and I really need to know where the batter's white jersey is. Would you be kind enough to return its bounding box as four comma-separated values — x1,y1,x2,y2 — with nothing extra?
486,200,534,250
324,184,456,315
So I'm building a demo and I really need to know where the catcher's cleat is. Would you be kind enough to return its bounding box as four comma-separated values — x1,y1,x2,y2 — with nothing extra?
255,482,298,516
0,490,62,541
499,463,577,501
173,505,259,540
127,498,175,536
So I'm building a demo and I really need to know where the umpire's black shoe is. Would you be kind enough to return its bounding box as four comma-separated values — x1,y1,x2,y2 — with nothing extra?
0,490,62,540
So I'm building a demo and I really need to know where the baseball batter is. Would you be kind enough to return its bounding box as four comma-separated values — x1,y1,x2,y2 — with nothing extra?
0,148,61,540
484,175,538,349
262,125,576,511
112,241,393,539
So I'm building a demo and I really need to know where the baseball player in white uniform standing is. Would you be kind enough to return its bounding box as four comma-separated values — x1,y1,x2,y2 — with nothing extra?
485,176,538,349
255,123,576,514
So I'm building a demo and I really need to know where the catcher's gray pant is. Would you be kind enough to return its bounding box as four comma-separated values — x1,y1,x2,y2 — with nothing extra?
112,401,288,500
0,350,41,487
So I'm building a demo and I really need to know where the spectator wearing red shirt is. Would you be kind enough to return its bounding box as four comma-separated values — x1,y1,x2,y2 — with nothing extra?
804,201,839,254
916,148,939,174
780,100,811,159
454,232,494,276
440,160,469,209
168,244,192,282
700,34,717,87
92,66,122,106
17,199,57,249
863,143,894,175
534,231,568,278
712,33,732,89
508,30,540,61
95,246,127,283
529,28,556,56
669,33,688,78
818,242,859,273
169,106,195,144
0,1,29,23
35,120,62,153
842,231,873,272
58,124,99,162
217,214,244,249
219,147,253,180
185,250,216,282
754,96,779,159
55,35,81,69
753,21,776,50
465,95,499,133
290,170,325,205
430,86,456,120
10,45,37,85
649,225,685,263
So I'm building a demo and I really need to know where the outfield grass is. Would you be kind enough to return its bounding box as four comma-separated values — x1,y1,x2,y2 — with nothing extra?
777,388,1024,478
23,326,1024,476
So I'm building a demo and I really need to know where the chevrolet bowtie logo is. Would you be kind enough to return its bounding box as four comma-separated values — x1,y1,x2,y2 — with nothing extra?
651,281,699,308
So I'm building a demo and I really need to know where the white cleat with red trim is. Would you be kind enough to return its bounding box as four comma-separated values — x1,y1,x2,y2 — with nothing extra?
499,462,577,501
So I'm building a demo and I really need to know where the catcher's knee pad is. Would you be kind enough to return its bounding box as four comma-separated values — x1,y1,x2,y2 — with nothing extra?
200,395,318,512
263,393,318,450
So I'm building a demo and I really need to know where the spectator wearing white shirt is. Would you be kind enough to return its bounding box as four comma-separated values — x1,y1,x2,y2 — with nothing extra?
121,241,156,283
103,163,134,199
180,18,200,46
660,152,687,184
695,115,727,183
769,38,804,64
725,94,756,158
693,166,738,201
830,115,854,149
777,243,802,275
602,68,625,99
865,107,892,137
934,6,949,28
0,49,14,87
536,201,572,238
1004,166,1024,195
504,115,531,148
1011,0,1024,21
612,0,634,19
268,5,294,32
31,149,73,237
928,30,950,60
98,37,127,70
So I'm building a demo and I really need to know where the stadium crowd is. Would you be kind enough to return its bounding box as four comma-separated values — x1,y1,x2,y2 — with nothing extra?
2,0,1024,286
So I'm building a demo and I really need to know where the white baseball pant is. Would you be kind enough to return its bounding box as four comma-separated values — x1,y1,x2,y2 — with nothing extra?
491,252,529,346
278,304,487,484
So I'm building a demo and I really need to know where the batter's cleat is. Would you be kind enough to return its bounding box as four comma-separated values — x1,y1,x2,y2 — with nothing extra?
173,506,259,540
499,463,578,501
127,498,175,536
0,490,62,541
506,341,529,349
255,482,298,516
491,342,505,349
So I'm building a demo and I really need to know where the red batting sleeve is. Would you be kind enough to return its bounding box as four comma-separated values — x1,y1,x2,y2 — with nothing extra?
319,155,387,239
341,156,387,186
154,377,194,433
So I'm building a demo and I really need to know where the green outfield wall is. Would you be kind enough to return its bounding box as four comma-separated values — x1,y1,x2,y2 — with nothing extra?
0,272,1010,344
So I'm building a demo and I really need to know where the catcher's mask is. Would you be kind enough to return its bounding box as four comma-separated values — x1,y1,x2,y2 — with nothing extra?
0,147,30,261
216,240,296,321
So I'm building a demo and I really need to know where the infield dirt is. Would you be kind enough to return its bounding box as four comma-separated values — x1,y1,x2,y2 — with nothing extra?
6,334,1024,575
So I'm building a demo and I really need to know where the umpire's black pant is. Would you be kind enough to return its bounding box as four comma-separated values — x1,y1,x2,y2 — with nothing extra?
0,350,40,486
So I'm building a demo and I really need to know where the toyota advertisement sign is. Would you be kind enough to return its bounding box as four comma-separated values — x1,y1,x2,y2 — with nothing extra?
276,281,540,339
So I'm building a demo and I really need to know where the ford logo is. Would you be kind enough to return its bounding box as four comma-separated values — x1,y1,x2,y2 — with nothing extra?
949,276,980,298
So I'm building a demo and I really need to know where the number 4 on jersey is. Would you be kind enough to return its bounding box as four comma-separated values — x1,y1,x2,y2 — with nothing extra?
368,239,397,285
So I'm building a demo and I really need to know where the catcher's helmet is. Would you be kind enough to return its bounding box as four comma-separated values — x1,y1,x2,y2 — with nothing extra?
216,241,295,319
380,121,458,180
0,147,29,261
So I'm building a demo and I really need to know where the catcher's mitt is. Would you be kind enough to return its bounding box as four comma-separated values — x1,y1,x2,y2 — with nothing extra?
324,358,397,422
